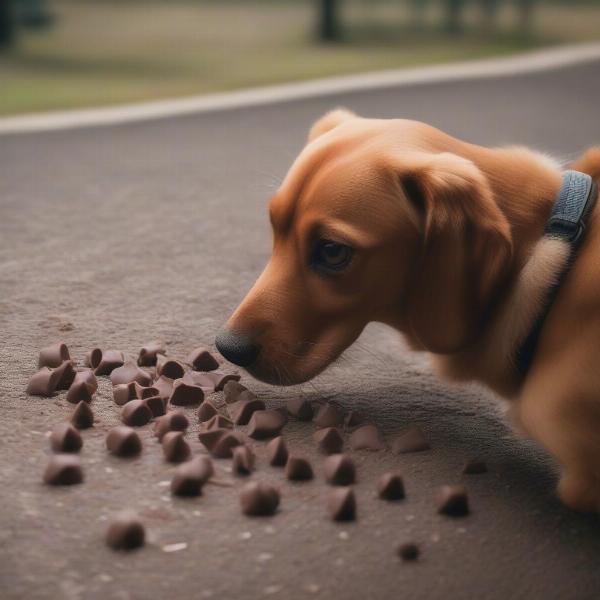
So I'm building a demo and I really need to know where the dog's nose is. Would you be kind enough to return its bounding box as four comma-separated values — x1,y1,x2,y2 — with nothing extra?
215,329,261,367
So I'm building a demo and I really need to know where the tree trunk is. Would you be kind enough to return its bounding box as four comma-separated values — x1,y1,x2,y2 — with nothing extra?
480,0,499,33
443,0,464,34
0,0,16,49
319,0,339,41
517,0,535,35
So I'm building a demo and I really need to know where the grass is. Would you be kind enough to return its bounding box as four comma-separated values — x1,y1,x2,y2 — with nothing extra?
1,0,600,116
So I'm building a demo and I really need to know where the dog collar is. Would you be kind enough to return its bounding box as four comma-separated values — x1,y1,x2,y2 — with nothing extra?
514,170,598,376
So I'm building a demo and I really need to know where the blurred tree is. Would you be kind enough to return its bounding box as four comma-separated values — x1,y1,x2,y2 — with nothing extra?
0,0,16,48
481,0,500,31
318,0,340,41
443,0,465,33
516,0,535,34
409,0,428,29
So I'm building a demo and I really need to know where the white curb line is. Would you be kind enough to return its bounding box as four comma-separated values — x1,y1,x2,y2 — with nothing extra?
2,42,600,136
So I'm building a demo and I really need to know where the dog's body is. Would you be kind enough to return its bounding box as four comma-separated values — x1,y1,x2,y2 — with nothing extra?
216,110,600,513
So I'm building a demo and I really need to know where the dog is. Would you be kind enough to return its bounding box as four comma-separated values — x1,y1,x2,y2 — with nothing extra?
216,108,600,513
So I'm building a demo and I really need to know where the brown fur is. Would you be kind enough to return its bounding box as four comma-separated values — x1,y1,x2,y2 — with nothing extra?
225,109,600,513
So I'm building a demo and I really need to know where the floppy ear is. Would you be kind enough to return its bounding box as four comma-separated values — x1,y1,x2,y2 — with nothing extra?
396,152,513,353
307,108,357,142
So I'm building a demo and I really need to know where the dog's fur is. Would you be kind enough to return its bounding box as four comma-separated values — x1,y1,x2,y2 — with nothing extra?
225,109,600,512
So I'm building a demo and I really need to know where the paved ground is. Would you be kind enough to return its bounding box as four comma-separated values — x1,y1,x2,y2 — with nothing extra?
2,59,600,600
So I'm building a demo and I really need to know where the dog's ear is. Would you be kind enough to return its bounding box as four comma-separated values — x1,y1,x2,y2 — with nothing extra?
394,152,513,353
308,108,357,142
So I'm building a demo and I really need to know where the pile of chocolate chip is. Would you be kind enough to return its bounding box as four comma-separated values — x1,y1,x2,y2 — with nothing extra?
29,341,486,558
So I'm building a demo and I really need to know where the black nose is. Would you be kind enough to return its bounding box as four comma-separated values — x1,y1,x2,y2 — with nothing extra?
215,329,261,367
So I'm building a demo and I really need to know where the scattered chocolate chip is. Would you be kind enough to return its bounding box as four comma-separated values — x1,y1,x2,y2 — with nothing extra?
397,542,419,561
437,485,469,517
66,381,93,404
198,428,227,452
153,375,174,401
74,368,98,393
314,402,342,428
106,426,142,457
137,341,167,367
71,401,94,429
93,350,125,376
156,355,186,379
153,411,189,440
228,393,266,425
391,426,430,454
349,424,384,451
169,380,204,406
212,431,245,458
313,427,343,454
377,472,405,501
83,347,102,369
144,395,166,418
328,487,356,521
286,398,314,421
110,362,153,387
344,410,363,430
247,410,286,440
170,456,214,496
38,342,70,368
324,454,355,486
232,445,255,475
50,422,83,453
285,455,313,481
181,371,215,391
239,482,280,516
200,371,241,391
162,431,191,463
203,414,233,430
267,436,288,467
26,367,61,396
54,360,76,390
187,347,219,371
197,400,218,423
462,459,487,475
105,511,145,551
134,382,159,399
121,399,152,427
113,382,136,406
43,454,83,485
223,380,247,403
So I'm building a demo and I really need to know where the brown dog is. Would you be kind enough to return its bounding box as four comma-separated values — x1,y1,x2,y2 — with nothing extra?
216,109,600,513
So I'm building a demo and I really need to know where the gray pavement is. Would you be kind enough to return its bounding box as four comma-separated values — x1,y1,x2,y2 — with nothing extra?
2,59,600,600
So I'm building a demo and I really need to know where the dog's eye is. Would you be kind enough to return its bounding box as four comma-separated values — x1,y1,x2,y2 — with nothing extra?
311,239,353,272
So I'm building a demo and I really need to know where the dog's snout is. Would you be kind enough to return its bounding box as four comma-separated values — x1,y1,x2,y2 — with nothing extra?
215,329,261,367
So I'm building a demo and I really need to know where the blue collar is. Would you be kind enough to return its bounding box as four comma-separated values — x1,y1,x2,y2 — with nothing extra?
514,170,597,376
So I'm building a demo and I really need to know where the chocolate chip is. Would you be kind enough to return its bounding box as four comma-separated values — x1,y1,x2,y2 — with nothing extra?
71,401,94,429
38,342,70,368
113,382,136,406
26,367,61,396
153,375,174,401
327,487,356,521
50,422,83,453
228,393,265,425
66,370,97,404
397,542,419,561
324,454,355,486
134,382,159,399
344,410,363,430
162,431,191,463
144,395,166,418
187,347,219,372
43,454,83,485
83,347,102,369
286,398,314,421
137,341,167,367
105,511,145,551
153,411,189,440
349,424,384,451
213,431,245,458
223,380,247,404
313,427,343,454
197,400,218,423
169,380,204,406
391,426,430,454
266,436,288,467
436,485,469,517
93,350,125,376
54,360,76,390
314,403,342,428
74,368,98,393
239,482,280,516
377,472,405,500
170,456,214,496
109,362,153,387
285,455,313,481
106,426,142,457
156,355,186,379
198,428,227,452
203,414,233,430
247,410,286,440
200,371,241,392
462,459,487,475
121,399,152,427
232,445,255,475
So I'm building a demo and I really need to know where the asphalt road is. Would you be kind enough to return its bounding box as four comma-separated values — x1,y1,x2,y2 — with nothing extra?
2,58,600,600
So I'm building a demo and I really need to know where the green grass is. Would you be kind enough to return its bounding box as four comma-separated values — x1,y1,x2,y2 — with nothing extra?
1,0,600,116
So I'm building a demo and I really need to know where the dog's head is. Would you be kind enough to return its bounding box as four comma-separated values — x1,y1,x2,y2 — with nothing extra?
216,109,512,385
